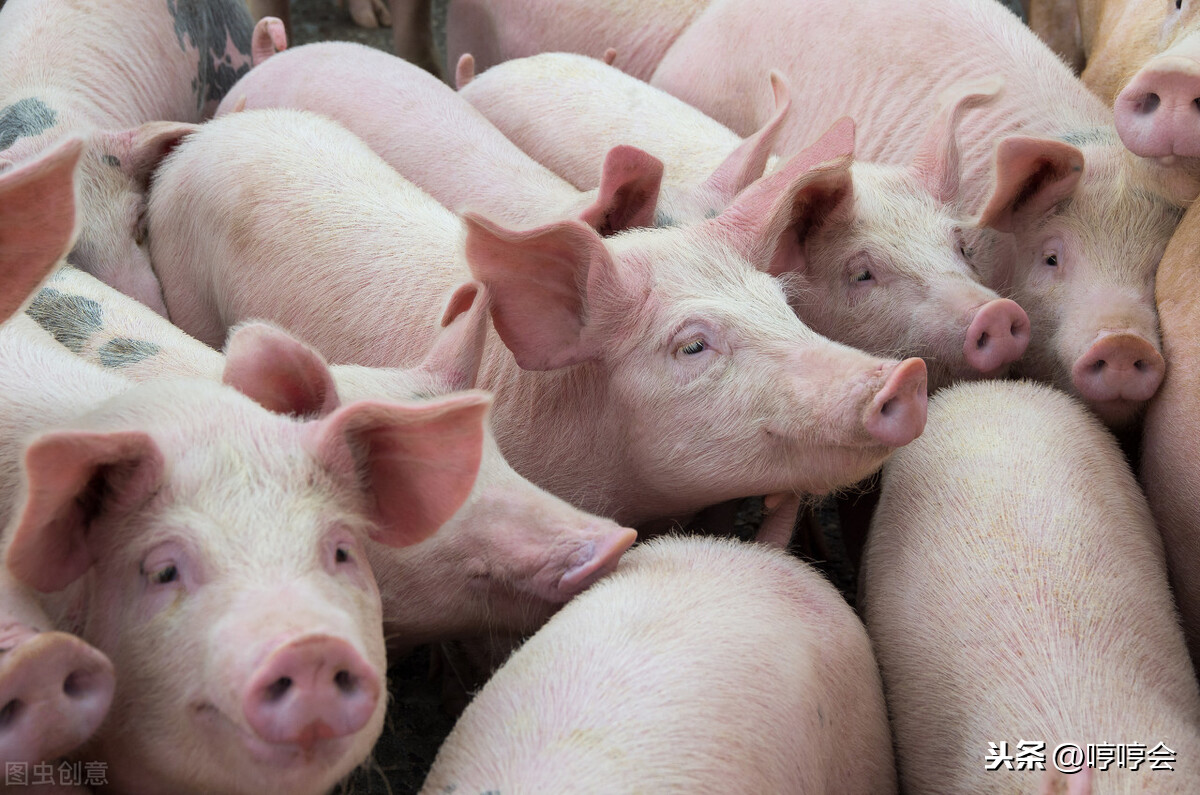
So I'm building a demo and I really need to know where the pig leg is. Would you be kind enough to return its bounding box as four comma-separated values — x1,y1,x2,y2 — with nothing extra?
389,0,438,75
0,624,115,764
756,494,802,548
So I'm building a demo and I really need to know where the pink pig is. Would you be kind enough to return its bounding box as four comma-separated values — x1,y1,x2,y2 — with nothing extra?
0,313,488,791
648,0,1185,425
422,536,898,793
0,0,256,315
25,264,636,649
217,41,664,235
460,53,1030,390
863,380,1200,793
148,108,928,531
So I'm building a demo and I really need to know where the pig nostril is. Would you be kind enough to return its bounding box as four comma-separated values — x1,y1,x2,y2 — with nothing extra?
265,676,293,702
1139,93,1161,115
0,699,21,729
334,670,357,694
1135,359,1148,371
62,670,87,699
1092,359,1107,372
976,331,989,350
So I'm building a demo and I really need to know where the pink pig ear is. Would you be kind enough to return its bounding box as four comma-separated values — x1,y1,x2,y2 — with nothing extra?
222,322,341,418
94,121,199,192
308,392,492,548
418,281,490,391
251,16,288,67
578,145,663,234
0,136,82,323
7,430,164,593
700,70,792,205
977,136,1084,232
709,117,856,276
464,213,619,370
910,77,1003,205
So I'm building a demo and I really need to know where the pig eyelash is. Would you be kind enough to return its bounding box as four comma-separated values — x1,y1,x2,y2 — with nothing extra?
678,339,706,355
141,561,178,585
851,268,874,283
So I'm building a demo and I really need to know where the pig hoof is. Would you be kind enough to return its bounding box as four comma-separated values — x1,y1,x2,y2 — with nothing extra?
0,630,115,764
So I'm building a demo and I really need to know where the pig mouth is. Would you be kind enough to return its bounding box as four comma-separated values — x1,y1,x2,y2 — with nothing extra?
192,700,356,770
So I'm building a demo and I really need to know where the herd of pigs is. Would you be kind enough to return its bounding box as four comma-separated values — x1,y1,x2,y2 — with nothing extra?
5,0,1200,792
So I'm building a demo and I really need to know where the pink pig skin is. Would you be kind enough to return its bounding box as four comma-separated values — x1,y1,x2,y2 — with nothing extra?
217,42,662,235
421,536,897,794
26,265,636,650
0,315,488,793
863,380,1200,794
0,0,254,315
219,41,662,234
648,0,1183,425
445,0,704,80
148,108,928,530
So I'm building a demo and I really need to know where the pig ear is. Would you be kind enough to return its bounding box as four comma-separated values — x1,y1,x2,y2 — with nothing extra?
7,430,164,593
251,16,288,67
418,281,490,391
222,322,341,418
94,121,199,192
709,117,856,276
577,145,663,234
910,77,1003,205
699,70,791,205
455,53,476,89
0,136,82,323
308,392,491,548
464,213,617,370
977,136,1084,233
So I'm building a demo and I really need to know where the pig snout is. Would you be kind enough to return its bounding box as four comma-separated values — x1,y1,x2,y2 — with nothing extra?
1115,52,1200,160
863,357,928,447
1071,332,1165,418
963,299,1030,376
557,526,638,597
242,635,381,751
0,630,115,763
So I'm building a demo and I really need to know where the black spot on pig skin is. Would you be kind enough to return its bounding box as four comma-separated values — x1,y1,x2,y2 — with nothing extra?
0,98,57,151
167,0,254,112
102,154,121,168
25,289,103,353
99,338,162,367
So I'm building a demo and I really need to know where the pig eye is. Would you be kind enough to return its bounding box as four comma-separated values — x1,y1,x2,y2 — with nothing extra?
1177,0,1183,10
142,562,178,585
678,339,706,355
1044,253,1059,267
335,546,352,564
851,268,873,283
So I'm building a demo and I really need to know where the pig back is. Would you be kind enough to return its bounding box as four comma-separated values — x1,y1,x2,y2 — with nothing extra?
864,379,1200,794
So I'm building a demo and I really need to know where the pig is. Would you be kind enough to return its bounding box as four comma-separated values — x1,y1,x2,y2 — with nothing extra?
0,0,256,315
862,379,1200,794
460,53,1031,390
648,0,1186,425
216,42,664,235
0,313,490,791
422,535,897,793
148,107,929,532
25,264,636,649
0,136,83,325
444,0,705,79
1141,201,1200,670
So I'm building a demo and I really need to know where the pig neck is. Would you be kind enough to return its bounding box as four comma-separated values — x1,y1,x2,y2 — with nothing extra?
471,338,664,527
